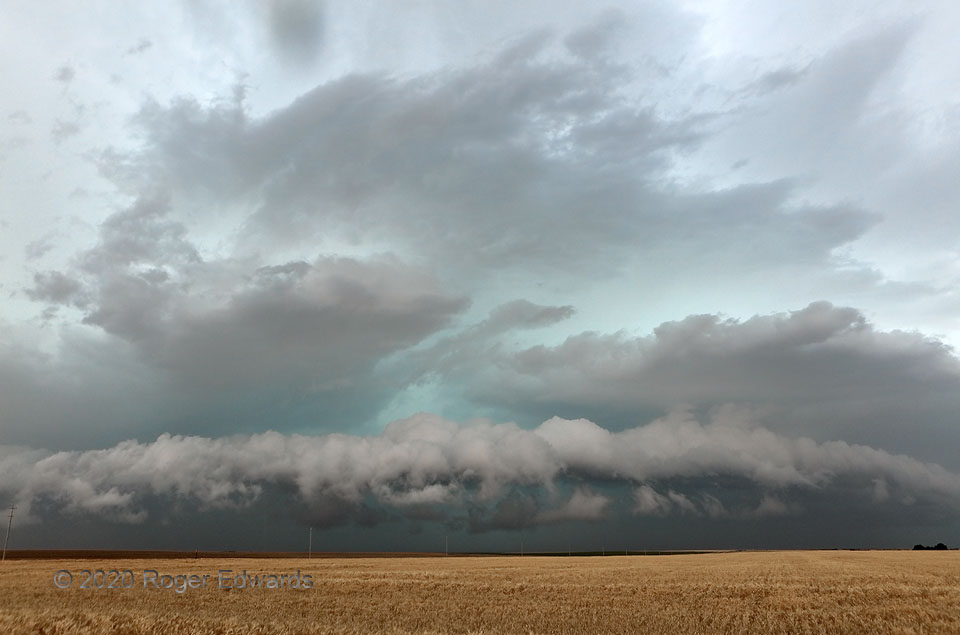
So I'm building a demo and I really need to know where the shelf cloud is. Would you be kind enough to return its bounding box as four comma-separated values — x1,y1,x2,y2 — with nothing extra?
4,408,958,533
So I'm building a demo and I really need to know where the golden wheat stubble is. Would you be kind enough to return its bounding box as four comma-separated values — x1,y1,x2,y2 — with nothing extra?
0,551,958,634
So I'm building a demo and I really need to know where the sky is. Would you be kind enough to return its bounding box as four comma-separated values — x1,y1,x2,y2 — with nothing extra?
1,0,959,552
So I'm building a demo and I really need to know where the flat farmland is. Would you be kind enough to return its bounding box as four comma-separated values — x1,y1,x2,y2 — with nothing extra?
1,551,958,634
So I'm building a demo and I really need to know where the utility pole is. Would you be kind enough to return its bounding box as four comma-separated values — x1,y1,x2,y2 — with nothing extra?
2,506,15,561
445,535,448,556
308,527,312,559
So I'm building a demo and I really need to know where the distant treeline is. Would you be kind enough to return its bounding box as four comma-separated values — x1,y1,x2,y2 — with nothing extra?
912,543,949,550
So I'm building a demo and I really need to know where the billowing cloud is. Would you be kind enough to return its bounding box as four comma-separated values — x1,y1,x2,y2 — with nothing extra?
95,28,874,288
5,194,467,446
4,409,958,533
449,302,960,467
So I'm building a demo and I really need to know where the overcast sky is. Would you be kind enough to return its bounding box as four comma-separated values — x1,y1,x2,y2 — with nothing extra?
2,1,960,551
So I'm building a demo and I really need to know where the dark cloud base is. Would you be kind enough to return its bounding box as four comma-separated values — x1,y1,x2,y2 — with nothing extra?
4,410,959,550
14,489,957,553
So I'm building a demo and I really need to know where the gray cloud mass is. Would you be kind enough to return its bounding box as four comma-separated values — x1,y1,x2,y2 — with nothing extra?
2,3,960,550
3,409,958,535
415,301,960,468
98,31,874,285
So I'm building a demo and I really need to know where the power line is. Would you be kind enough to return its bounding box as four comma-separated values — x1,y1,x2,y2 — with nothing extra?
2,506,15,561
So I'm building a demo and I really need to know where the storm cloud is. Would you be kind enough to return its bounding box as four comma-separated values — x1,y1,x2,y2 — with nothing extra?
96,28,877,288
4,409,958,535
4,193,468,446
411,302,960,468
2,2,960,550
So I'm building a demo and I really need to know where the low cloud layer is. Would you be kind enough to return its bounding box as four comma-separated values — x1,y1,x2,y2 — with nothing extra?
4,409,958,535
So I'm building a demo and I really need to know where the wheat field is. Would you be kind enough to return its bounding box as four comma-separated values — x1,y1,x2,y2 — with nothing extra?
1,551,958,634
